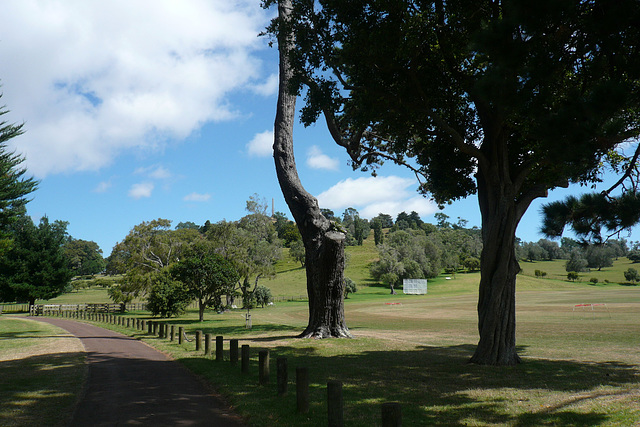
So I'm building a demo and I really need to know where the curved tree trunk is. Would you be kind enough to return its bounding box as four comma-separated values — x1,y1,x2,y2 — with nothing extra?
273,0,351,339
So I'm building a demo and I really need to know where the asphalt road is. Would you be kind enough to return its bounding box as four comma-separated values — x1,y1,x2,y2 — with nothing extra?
33,317,245,427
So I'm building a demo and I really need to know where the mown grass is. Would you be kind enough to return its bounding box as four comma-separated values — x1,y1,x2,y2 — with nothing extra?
0,318,86,427
61,272,640,427
12,240,640,426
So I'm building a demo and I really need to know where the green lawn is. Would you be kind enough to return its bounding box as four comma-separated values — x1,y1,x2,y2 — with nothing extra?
0,317,85,427
9,243,640,426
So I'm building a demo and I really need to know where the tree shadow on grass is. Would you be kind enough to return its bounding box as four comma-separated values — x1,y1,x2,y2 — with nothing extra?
0,352,85,427
191,341,638,426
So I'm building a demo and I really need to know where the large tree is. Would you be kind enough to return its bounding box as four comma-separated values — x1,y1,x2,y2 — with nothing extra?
63,238,106,276
269,0,640,363
269,0,351,338
0,215,73,305
0,99,38,254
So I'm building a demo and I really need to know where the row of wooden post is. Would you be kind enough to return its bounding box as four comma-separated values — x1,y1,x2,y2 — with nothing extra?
47,310,402,426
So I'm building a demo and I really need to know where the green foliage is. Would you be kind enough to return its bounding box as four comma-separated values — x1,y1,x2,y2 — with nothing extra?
63,238,106,276
170,242,239,321
0,98,38,254
585,245,614,271
146,270,191,317
372,220,384,245
344,277,357,298
534,270,547,278
627,250,640,263
0,215,73,304
289,239,305,267
565,250,589,273
589,277,599,284
624,268,640,283
253,285,273,308
462,257,481,272
567,272,580,282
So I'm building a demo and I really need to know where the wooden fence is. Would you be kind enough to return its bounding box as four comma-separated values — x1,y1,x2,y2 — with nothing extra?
28,302,147,316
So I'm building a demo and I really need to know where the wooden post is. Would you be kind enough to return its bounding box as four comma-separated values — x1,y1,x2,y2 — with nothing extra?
259,350,270,385
195,330,202,352
277,357,288,396
126,318,130,328
159,323,165,338
216,336,224,361
327,380,344,427
241,345,250,373
170,325,175,342
148,321,153,334
153,322,158,335
141,320,146,332
296,367,309,413
178,327,184,344
204,333,212,356
230,339,239,364
381,402,402,427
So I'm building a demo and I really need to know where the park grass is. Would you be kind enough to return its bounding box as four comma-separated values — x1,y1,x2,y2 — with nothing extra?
67,274,640,426
0,317,86,427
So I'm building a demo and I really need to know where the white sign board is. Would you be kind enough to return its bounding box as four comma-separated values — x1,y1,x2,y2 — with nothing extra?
403,279,427,295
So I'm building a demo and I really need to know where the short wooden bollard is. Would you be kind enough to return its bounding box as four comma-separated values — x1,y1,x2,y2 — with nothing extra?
296,367,309,413
381,402,402,427
204,333,212,356
178,327,184,344
136,318,141,330
327,380,344,427
159,323,165,338
230,339,239,364
259,350,270,385
277,357,288,396
195,330,202,352
170,325,175,342
216,336,224,361
141,320,146,332
126,318,130,328
241,345,250,373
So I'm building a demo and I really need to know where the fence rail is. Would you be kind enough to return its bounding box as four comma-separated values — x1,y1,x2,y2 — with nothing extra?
27,302,147,316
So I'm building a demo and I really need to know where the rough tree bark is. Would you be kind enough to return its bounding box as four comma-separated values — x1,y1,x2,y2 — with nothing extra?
273,0,351,338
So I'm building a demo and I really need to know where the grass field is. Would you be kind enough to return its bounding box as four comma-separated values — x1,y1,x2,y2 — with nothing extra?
4,239,640,426
0,317,85,427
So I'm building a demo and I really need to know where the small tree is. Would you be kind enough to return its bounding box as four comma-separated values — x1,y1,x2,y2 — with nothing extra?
565,250,589,273
567,272,580,282
254,285,273,308
344,277,357,299
624,268,640,284
289,240,305,267
627,250,640,263
171,242,239,321
463,257,481,272
146,270,191,317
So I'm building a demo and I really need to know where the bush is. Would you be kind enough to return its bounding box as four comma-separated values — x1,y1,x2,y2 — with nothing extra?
254,285,273,308
147,272,191,317
589,277,598,284
463,257,481,272
624,268,640,283
344,277,357,298
534,270,547,278
567,272,579,282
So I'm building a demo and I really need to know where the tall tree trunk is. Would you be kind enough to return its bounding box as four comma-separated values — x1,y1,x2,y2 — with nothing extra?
198,299,205,322
273,0,351,338
470,162,523,366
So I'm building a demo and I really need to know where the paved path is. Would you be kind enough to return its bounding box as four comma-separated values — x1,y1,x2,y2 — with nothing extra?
32,317,245,427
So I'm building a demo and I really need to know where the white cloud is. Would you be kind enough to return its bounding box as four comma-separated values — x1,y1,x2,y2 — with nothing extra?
316,176,438,219
128,182,154,199
184,192,211,202
249,73,278,96
307,146,339,171
135,165,172,180
0,1,271,177
247,130,274,157
92,181,112,193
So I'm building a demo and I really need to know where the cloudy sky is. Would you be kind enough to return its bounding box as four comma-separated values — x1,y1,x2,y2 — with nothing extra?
0,1,634,254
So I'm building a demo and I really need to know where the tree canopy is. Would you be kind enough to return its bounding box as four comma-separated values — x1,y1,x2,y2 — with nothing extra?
0,98,38,254
267,0,640,365
0,215,73,305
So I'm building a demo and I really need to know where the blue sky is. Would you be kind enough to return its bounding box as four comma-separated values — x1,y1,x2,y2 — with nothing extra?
1,1,637,256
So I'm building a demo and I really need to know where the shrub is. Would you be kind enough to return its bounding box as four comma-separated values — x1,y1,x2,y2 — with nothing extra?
463,257,481,272
567,272,579,282
624,268,640,283
147,272,191,317
589,277,598,284
344,277,357,298
534,270,547,278
254,285,273,308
